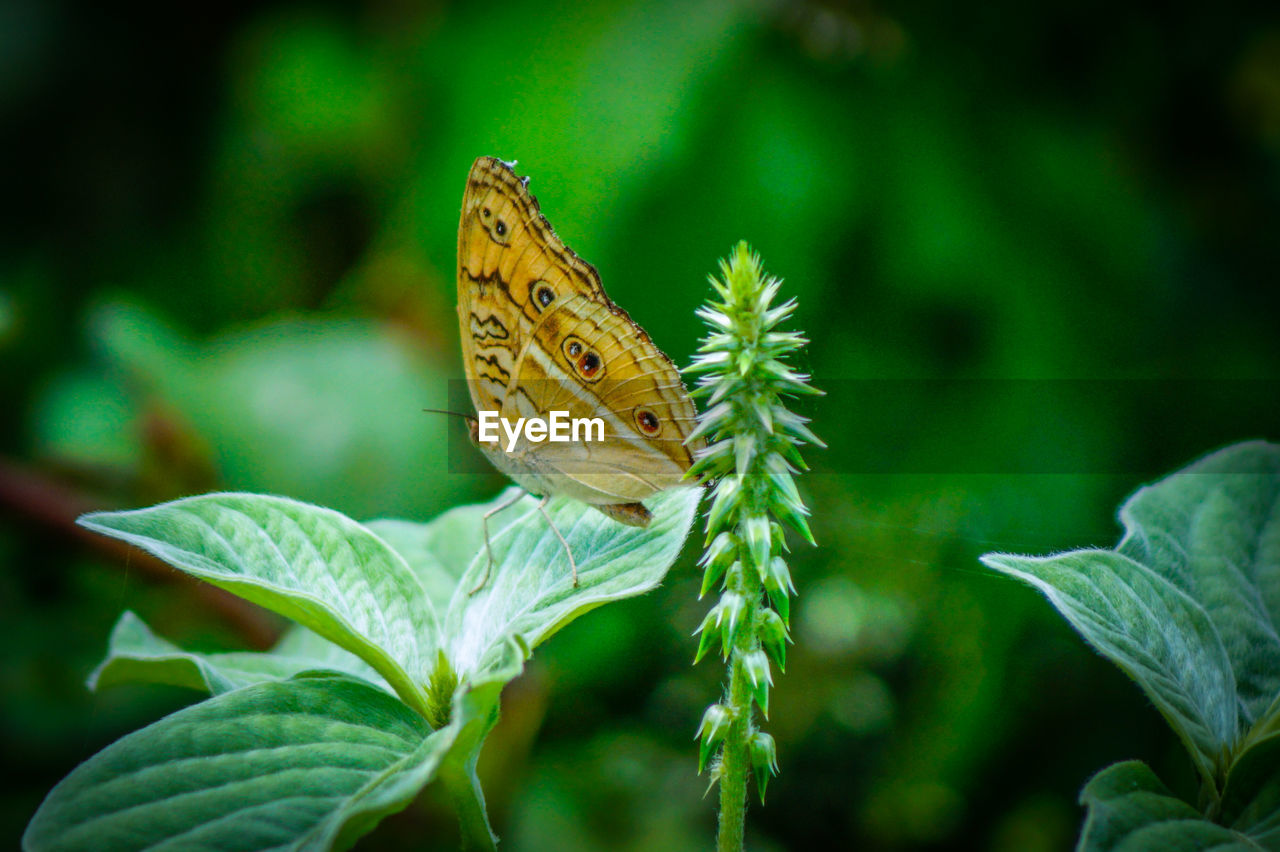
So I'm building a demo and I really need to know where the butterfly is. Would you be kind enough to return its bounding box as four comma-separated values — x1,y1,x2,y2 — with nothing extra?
457,156,702,588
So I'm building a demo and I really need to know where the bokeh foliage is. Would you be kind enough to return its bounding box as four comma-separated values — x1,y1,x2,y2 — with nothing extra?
2,0,1278,849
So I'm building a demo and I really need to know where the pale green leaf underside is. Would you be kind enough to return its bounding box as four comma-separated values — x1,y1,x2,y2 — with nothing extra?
443,486,703,678
1116,441,1280,726
90,611,390,696
23,675,455,852
981,549,1237,783
981,441,1280,786
78,493,438,716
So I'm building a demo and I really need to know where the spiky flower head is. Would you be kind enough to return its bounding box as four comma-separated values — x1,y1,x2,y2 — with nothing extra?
685,242,820,826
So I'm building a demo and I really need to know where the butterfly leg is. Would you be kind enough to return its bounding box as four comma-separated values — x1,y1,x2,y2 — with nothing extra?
536,495,579,587
470,489,529,595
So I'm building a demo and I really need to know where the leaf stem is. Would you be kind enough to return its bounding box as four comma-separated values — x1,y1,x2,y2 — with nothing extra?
442,759,497,852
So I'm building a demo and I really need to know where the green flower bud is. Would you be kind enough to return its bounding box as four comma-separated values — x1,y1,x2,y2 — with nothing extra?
749,731,779,802
696,703,733,774
741,515,771,574
699,532,738,598
718,592,747,656
758,608,789,672
424,649,457,730
741,649,772,717
693,607,722,665
705,475,742,539
734,432,757,477
770,522,787,556
764,556,795,624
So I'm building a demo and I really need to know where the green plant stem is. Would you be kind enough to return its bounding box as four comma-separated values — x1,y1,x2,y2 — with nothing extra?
717,523,764,852
442,760,497,852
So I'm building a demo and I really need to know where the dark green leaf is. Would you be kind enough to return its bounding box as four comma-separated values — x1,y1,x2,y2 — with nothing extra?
981,441,1280,786
982,548,1236,784
24,675,453,852
1078,761,1255,852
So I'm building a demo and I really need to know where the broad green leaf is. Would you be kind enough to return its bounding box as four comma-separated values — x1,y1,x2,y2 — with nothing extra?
443,486,703,678
90,611,389,696
23,674,455,852
78,494,438,718
75,486,702,851
429,485,701,849
365,499,489,618
1078,761,1255,852
1221,731,1280,844
981,548,1237,784
981,441,1280,786
1116,441,1280,726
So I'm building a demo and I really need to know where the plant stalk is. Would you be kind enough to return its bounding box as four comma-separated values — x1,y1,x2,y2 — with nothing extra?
442,759,497,852
689,242,819,851
717,552,763,852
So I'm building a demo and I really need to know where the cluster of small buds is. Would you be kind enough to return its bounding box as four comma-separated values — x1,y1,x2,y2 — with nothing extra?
685,242,821,811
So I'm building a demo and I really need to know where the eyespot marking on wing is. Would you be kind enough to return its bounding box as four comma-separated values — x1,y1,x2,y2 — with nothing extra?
530,281,556,312
634,408,661,436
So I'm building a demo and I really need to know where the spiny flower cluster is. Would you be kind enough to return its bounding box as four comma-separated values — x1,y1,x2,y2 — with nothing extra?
685,241,821,804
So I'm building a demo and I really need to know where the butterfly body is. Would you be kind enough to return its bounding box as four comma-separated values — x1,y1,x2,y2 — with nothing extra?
457,157,701,530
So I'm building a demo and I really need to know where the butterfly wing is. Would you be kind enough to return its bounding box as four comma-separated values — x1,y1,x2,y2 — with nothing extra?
506,293,701,504
457,156,605,415
457,156,701,509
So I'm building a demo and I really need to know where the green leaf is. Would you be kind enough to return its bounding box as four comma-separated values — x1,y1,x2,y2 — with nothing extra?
89,611,389,696
23,674,455,852
78,493,438,718
1078,761,1256,852
981,441,1280,786
442,486,702,679
1115,441,1280,727
365,500,488,617
1221,731,1280,844
426,486,701,848
981,548,1237,785
74,486,701,850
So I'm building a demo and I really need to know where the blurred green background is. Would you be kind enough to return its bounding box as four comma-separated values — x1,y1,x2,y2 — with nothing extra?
3,1,1279,849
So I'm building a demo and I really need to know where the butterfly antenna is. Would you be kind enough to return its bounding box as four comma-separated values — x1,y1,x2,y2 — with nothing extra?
422,408,471,420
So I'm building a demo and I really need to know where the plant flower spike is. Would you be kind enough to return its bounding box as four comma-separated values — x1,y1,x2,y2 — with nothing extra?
685,241,822,852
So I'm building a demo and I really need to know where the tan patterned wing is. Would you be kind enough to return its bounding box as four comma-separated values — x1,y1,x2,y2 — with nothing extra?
457,156,606,414
505,293,702,504
457,156,702,521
